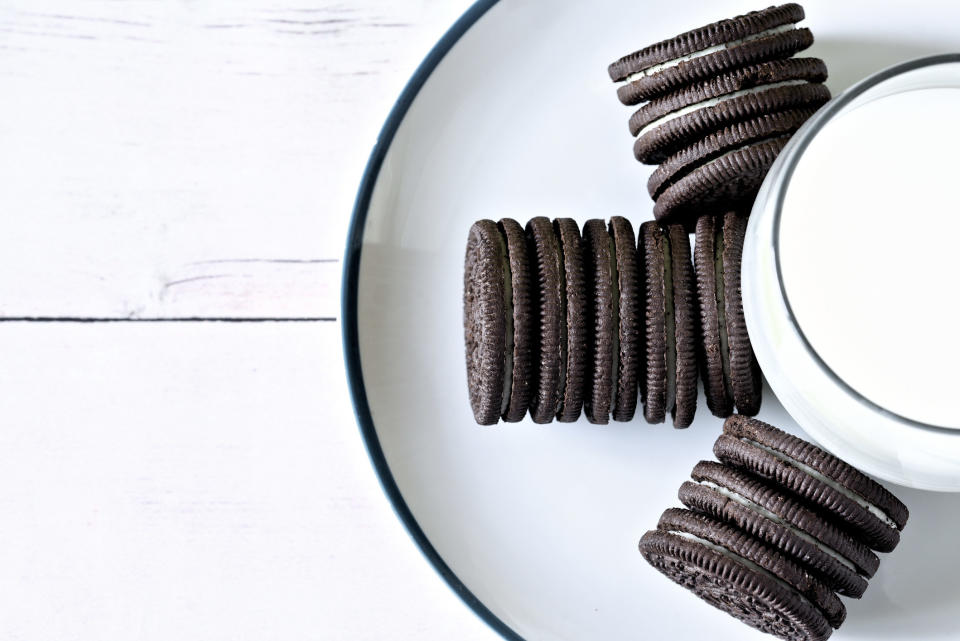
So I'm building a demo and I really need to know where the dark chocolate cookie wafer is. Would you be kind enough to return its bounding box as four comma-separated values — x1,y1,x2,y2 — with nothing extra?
499,219,536,421
628,58,827,138
582,219,615,424
640,517,837,641
633,82,830,164
554,218,588,422
610,4,812,105
639,222,697,427
694,213,732,418
715,416,909,552
654,137,789,227
680,460,879,597
648,108,818,201
668,226,698,427
720,215,762,415
525,217,563,423
464,220,508,425
639,222,667,423
609,217,642,421
464,220,533,424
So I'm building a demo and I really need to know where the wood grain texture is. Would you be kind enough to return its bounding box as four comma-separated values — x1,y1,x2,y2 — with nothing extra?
0,322,494,640
0,2,497,640
0,0,471,319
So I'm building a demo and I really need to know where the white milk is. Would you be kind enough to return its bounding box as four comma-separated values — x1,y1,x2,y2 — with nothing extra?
778,86,960,428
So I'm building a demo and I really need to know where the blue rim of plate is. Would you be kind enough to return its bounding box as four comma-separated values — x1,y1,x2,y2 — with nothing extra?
340,2,522,641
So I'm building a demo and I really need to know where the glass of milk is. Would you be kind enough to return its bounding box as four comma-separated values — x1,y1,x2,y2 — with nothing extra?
744,54,960,491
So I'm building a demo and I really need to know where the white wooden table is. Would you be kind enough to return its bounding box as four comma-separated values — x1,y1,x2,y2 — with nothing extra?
0,1,496,638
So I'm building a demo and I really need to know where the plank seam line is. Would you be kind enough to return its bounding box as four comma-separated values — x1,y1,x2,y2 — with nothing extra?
0,317,336,323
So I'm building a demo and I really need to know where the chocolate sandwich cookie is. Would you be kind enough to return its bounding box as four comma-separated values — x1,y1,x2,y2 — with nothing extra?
654,136,789,226
658,508,846,628
610,4,813,105
717,215,762,415
648,108,817,201
639,222,697,427
609,217,642,421
463,219,535,424
680,461,879,597
627,58,827,139
640,508,842,641
554,219,588,422
632,68,830,165
694,212,762,416
582,219,615,424
714,415,910,552
525,217,564,424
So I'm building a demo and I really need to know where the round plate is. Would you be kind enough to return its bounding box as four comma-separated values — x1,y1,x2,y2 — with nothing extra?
343,2,960,639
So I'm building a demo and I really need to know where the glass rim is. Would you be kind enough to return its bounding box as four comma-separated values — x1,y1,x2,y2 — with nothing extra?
768,53,960,435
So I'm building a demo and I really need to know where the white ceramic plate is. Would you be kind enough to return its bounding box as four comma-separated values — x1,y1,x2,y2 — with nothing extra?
343,2,960,639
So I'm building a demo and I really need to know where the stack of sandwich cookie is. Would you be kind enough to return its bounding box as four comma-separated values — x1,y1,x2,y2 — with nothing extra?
714,415,909,552
639,415,909,641
464,217,699,426
608,4,830,229
680,461,878,598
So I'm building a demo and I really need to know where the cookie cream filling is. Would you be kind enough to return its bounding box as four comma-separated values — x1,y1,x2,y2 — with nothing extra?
663,233,677,415
697,480,860,573
744,439,900,529
620,23,799,84
667,529,820,614
635,80,808,140
609,234,620,411
499,232,514,416
556,232,568,412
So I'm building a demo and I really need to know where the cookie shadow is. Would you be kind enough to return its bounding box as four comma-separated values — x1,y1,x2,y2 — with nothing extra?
809,37,953,95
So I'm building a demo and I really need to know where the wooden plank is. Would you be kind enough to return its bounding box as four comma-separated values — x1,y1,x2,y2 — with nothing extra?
0,321,493,640
0,2,496,638
0,0,471,319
